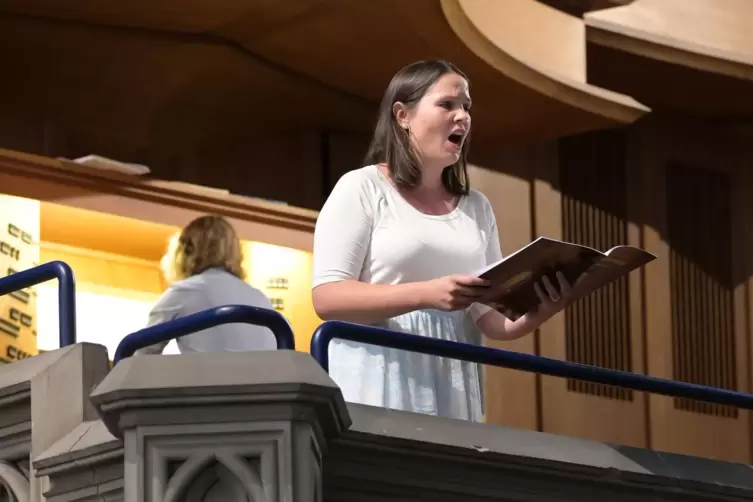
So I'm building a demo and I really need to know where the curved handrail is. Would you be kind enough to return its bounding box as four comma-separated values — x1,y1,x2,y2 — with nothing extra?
311,320,753,410
0,261,76,348
113,305,295,364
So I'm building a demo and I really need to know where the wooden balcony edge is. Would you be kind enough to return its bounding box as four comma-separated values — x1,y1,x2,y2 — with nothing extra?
0,149,318,233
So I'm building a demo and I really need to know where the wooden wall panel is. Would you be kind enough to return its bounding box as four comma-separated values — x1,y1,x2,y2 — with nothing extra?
537,130,647,448
327,131,371,194
666,165,738,418
640,119,751,463
165,132,325,211
560,131,633,401
0,114,327,212
469,148,538,431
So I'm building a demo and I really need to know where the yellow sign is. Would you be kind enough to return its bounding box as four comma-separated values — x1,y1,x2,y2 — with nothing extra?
0,195,40,363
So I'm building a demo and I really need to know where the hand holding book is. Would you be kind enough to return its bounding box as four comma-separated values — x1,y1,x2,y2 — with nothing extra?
474,237,656,321
416,274,491,311
483,270,587,321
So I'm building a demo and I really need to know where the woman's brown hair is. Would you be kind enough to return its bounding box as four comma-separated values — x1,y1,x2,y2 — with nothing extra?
162,215,245,283
364,59,471,196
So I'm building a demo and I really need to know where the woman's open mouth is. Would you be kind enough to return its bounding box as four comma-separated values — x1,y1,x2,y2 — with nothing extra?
448,132,464,148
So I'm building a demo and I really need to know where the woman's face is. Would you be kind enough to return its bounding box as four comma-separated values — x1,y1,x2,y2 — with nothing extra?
395,72,472,173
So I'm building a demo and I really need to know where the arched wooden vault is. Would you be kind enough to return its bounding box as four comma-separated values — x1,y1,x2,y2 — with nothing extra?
0,0,750,173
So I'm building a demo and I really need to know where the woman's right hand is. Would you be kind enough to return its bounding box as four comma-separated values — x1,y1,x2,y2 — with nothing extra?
419,275,490,311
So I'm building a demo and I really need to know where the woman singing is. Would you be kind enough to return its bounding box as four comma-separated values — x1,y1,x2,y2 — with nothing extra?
312,60,578,421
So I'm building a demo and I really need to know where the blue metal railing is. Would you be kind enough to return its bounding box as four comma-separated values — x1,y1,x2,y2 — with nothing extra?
0,261,76,348
311,320,753,410
113,304,295,364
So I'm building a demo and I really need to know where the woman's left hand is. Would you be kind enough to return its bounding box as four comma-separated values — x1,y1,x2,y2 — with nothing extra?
532,271,574,319
478,270,587,341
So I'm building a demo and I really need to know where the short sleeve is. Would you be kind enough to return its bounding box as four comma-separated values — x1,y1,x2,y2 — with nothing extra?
469,193,504,323
313,170,375,287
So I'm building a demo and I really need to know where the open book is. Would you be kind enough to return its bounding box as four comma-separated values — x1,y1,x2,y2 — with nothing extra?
474,237,656,321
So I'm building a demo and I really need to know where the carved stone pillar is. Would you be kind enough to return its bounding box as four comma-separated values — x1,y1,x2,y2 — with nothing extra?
90,351,350,502
0,343,110,502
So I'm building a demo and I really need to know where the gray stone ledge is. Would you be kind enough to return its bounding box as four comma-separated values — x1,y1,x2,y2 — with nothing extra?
325,403,753,501
0,344,81,400
34,420,122,475
90,351,351,440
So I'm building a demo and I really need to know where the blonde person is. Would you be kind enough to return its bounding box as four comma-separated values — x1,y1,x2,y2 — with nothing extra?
312,60,583,421
135,215,278,355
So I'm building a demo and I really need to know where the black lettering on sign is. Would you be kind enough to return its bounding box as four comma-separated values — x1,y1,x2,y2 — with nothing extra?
9,308,32,328
0,318,19,337
6,345,32,361
7,224,32,244
0,241,19,261
20,313,32,328
10,290,29,304
5,267,33,303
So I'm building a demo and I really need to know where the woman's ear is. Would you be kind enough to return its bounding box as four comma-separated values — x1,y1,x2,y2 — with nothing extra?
392,102,410,131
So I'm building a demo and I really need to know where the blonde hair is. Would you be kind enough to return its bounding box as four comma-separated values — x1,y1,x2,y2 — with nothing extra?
160,215,245,284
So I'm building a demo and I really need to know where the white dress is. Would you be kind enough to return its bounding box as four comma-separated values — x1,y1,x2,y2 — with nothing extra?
312,165,503,422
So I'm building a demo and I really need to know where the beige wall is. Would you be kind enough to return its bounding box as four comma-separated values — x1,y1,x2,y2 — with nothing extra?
471,119,753,464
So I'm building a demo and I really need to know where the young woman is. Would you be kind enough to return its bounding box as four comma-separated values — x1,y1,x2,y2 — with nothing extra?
312,60,578,421
135,215,278,355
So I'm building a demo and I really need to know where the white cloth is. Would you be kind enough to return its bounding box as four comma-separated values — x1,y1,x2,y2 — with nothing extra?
134,268,279,355
313,165,503,421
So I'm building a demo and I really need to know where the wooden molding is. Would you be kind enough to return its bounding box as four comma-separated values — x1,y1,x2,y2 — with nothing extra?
586,16,753,80
0,148,318,234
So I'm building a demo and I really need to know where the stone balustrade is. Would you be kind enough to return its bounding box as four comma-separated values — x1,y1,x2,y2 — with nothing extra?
0,343,751,501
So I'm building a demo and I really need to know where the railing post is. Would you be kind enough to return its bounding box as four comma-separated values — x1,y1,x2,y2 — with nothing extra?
113,305,295,364
0,260,77,349
91,350,350,502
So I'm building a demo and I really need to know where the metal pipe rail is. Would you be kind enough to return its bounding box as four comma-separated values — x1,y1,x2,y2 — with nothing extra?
113,304,295,364
311,320,753,410
0,261,77,348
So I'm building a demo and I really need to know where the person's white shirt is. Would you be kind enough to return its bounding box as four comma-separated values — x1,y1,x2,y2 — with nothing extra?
313,164,501,320
312,165,502,421
135,267,279,355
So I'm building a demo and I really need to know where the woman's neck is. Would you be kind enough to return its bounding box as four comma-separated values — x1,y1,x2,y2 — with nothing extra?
378,163,448,197
415,167,448,198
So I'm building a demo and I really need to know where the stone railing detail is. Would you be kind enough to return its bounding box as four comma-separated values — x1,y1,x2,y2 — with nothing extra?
33,420,123,502
0,343,751,501
88,350,349,502
0,460,29,502
0,343,110,502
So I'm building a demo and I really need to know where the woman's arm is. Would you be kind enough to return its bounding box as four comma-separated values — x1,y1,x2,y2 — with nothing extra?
477,309,536,341
313,280,425,324
314,274,489,325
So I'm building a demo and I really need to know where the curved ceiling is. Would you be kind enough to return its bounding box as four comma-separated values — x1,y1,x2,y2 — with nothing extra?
585,0,753,116
0,0,649,165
